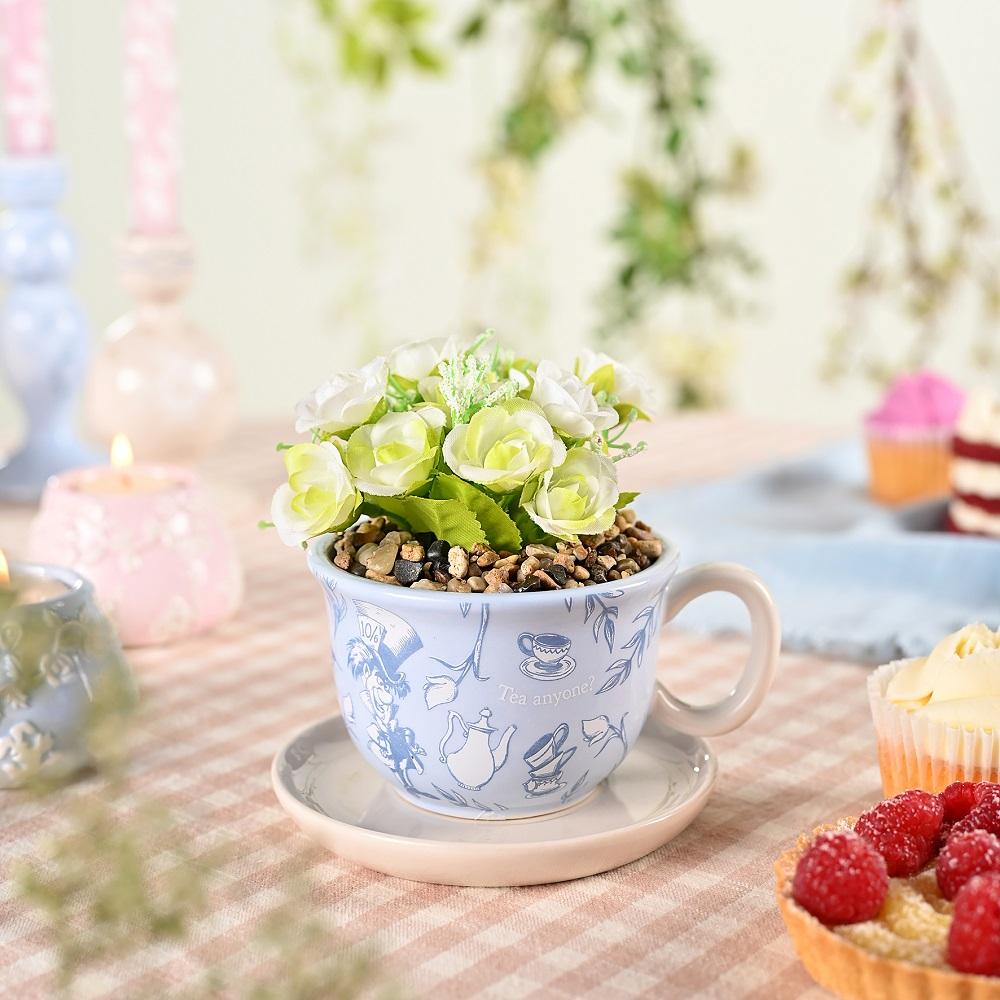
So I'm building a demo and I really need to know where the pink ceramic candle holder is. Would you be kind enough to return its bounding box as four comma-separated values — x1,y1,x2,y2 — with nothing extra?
28,464,243,647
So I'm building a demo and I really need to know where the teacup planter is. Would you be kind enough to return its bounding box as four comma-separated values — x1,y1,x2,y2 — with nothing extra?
269,333,781,819
308,532,779,818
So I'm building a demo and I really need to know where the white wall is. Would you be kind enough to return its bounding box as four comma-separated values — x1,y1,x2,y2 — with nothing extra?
3,1,1000,440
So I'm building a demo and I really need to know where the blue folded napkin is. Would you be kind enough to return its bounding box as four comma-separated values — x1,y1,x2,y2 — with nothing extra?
635,440,1000,663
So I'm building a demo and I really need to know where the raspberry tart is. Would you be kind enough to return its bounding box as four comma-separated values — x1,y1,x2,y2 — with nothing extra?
776,783,1000,999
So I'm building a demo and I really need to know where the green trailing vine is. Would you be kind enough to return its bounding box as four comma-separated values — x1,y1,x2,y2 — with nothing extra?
825,0,1000,385
283,0,758,407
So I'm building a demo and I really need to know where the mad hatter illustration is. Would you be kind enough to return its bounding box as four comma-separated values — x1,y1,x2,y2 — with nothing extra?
347,600,426,791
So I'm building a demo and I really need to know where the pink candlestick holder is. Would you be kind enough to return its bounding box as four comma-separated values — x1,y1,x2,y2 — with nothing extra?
27,464,243,647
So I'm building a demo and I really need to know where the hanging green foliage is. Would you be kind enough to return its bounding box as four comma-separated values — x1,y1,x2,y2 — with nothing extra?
285,0,759,406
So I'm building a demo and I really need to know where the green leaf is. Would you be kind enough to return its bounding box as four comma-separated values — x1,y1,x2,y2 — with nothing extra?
408,44,444,72
514,505,548,546
361,495,486,548
458,11,487,40
615,491,640,509
257,520,274,530
430,474,522,551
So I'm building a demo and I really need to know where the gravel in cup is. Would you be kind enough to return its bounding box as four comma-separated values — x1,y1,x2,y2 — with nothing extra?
328,510,663,593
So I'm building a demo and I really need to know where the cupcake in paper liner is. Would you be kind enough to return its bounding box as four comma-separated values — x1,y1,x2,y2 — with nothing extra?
864,371,964,505
868,623,1000,796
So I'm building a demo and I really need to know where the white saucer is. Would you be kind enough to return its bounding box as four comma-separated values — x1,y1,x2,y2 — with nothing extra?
271,684,717,887
519,654,577,681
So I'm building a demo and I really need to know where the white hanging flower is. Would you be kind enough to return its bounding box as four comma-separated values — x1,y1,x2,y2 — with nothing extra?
345,408,443,496
271,441,360,546
523,447,619,541
294,356,389,436
443,400,566,493
574,348,659,419
529,360,618,439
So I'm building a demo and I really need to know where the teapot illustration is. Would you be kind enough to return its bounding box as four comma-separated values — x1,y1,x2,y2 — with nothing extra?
438,708,517,790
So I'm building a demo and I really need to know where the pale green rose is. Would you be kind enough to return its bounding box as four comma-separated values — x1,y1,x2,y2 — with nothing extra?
530,360,618,439
271,441,360,546
294,356,388,436
443,400,566,493
574,348,659,419
345,409,442,496
388,338,446,382
522,447,619,541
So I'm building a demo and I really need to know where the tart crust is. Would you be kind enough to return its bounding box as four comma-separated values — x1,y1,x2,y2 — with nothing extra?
774,824,1000,1000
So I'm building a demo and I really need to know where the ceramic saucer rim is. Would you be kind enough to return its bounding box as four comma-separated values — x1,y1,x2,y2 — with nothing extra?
271,682,717,885
518,654,577,681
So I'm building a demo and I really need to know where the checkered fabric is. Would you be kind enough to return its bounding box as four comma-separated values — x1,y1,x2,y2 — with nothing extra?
0,415,879,1000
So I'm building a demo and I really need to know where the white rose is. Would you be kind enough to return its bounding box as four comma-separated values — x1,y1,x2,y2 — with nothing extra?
529,360,618,439
345,408,442,496
522,447,619,541
574,348,659,418
443,400,566,494
294,356,389,436
271,441,360,546
388,338,447,382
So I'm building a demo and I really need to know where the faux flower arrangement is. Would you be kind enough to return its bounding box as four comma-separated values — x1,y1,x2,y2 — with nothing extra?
269,332,656,556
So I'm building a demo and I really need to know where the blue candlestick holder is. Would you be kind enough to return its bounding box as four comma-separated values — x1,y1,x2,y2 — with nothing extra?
0,156,99,502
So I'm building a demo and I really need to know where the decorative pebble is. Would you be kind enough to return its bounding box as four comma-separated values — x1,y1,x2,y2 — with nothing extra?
356,542,379,567
400,542,425,562
392,559,423,586
426,539,450,563
366,542,399,576
448,545,470,580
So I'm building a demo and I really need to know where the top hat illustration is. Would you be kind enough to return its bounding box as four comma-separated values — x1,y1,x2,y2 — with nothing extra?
351,601,423,688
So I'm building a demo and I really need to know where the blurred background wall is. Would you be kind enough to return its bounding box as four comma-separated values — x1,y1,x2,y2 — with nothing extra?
3,0,999,436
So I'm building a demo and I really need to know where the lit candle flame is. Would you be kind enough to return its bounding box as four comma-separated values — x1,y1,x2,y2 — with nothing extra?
110,433,135,470
0,549,9,587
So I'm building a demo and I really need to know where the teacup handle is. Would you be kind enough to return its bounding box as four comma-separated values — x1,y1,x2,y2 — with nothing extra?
517,633,535,656
655,562,780,737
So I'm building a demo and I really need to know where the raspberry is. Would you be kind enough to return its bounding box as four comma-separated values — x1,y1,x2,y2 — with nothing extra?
948,873,1000,976
855,791,943,876
951,791,1000,840
940,782,982,824
937,831,1000,900
976,783,1000,805
792,830,888,925
892,789,946,840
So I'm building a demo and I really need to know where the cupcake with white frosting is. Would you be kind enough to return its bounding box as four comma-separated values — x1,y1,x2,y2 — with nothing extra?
948,388,1000,537
868,623,1000,796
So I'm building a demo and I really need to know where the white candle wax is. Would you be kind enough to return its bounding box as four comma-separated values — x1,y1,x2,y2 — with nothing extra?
71,466,179,496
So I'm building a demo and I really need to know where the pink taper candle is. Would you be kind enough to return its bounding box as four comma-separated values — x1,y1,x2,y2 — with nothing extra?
0,0,54,155
124,0,180,235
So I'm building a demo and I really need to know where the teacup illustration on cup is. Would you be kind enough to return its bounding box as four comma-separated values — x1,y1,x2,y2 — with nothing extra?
518,632,575,681
523,723,577,796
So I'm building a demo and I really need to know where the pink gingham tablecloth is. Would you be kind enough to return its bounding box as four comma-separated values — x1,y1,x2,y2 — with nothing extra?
0,415,883,1000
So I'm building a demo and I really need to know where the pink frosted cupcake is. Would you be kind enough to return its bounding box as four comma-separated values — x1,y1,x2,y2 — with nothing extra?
865,372,965,505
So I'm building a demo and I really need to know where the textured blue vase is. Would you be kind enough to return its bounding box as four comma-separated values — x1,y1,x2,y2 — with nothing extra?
0,157,98,502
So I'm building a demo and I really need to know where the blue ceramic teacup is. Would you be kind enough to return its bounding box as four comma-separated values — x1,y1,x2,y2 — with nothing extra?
308,535,779,819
